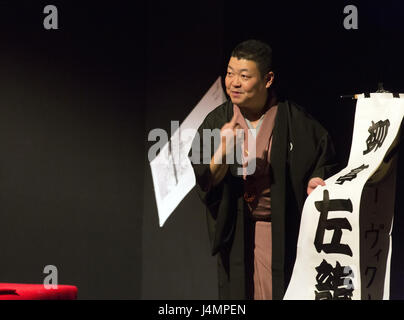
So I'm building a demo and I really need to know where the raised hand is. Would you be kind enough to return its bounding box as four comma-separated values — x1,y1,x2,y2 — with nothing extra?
216,113,242,163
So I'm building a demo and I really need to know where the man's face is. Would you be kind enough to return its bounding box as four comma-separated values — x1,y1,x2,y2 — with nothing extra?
225,57,271,108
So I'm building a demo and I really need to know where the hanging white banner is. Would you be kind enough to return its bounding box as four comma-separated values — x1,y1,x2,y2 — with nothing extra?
284,93,404,300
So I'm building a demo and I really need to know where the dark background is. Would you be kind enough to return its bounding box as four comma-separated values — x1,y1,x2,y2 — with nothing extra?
0,1,145,299
0,0,402,299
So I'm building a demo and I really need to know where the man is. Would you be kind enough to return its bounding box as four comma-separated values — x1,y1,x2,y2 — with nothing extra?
190,39,337,300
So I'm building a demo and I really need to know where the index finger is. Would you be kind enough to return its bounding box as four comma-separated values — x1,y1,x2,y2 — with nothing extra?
229,113,238,126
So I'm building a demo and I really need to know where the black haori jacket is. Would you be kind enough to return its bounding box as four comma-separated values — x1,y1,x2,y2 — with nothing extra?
189,99,338,300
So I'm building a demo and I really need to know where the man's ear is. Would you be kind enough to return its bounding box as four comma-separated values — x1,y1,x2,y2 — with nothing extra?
265,71,275,89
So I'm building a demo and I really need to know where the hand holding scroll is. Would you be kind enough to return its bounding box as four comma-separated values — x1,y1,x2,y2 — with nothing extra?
307,177,325,195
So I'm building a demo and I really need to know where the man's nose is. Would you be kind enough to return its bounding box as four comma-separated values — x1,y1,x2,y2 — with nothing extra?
232,75,241,87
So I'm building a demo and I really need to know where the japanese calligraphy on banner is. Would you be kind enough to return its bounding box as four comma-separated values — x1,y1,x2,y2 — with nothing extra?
284,93,404,300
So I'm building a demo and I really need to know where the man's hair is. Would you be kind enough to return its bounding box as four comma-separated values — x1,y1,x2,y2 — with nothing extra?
231,39,273,78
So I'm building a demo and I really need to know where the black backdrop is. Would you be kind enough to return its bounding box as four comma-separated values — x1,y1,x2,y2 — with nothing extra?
0,1,146,299
0,0,402,300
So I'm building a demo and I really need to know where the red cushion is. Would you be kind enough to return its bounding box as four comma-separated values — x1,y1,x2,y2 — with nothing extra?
0,283,77,300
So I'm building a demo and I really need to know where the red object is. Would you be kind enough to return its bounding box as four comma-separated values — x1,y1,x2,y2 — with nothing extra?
0,283,77,300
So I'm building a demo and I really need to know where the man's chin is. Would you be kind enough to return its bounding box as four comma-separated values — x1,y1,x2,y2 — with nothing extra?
230,97,245,106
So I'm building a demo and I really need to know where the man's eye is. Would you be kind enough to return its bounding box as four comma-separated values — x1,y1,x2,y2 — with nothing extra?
241,75,249,79
227,72,233,76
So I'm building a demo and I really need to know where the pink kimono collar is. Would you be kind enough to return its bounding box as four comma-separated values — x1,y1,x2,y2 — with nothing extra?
232,103,278,180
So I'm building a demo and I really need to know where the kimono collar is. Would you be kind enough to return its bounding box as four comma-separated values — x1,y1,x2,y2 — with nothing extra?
232,103,278,179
